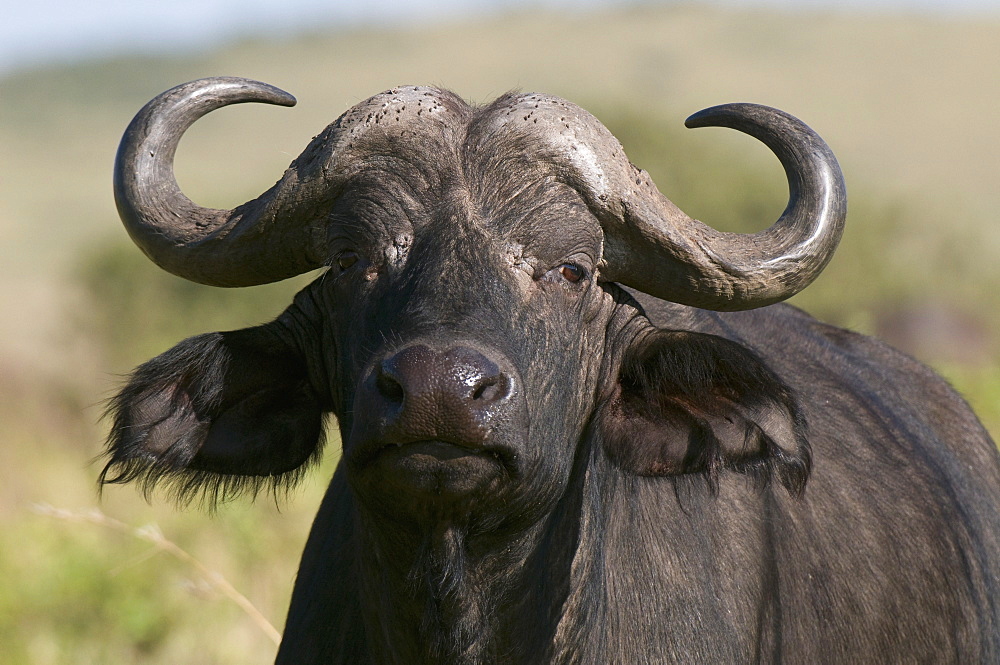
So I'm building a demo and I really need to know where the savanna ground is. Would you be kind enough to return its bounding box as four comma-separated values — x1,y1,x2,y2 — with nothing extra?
2,5,999,663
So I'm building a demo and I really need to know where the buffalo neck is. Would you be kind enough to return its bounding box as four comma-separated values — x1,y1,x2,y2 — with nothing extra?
349,454,591,665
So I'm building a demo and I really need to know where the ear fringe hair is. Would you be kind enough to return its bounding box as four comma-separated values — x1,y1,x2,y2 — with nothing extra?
97,430,326,511
98,369,327,510
96,329,327,511
682,413,810,499
607,329,812,498
727,420,811,498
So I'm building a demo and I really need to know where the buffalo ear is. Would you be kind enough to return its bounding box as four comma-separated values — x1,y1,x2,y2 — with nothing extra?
599,331,810,496
100,324,326,506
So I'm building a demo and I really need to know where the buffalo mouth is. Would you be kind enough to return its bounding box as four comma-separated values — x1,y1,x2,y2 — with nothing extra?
381,440,496,460
355,438,511,468
349,439,515,496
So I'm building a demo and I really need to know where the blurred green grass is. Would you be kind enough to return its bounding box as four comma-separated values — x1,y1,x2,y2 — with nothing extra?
2,5,999,664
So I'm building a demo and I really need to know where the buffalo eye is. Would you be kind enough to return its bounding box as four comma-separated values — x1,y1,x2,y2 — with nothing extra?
336,251,359,271
558,263,584,283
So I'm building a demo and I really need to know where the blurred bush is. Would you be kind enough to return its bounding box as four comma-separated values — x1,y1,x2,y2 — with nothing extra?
75,241,316,372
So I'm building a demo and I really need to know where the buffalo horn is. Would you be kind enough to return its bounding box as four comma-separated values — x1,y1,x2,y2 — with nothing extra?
601,103,846,310
113,77,329,287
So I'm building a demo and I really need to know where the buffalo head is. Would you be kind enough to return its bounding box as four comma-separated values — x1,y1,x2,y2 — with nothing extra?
101,77,842,526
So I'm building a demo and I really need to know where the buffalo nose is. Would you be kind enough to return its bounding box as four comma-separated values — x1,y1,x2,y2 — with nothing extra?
376,344,513,443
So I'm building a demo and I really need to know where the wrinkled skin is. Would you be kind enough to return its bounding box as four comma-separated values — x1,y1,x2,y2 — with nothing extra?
103,91,1000,664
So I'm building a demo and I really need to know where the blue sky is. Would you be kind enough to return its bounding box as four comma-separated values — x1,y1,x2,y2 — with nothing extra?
3,0,997,75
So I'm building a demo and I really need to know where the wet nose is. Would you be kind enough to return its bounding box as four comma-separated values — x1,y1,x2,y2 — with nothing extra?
376,344,513,443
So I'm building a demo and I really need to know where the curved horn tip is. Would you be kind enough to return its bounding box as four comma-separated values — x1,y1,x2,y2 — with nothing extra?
113,76,320,288
168,76,297,108
610,102,845,310
683,102,783,130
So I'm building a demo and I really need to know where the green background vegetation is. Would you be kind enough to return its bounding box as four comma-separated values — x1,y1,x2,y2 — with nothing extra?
2,5,999,663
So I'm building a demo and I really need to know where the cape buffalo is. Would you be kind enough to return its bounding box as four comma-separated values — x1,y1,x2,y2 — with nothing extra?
102,77,1000,664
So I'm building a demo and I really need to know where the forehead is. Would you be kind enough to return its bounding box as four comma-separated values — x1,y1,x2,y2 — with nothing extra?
331,88,604,251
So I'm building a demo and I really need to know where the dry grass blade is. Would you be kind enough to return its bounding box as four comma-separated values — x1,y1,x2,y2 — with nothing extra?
32,503,282,647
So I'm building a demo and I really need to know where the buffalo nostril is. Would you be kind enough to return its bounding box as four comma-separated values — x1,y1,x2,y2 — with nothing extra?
472,380,492,401
471,374,508,403
376,366,405,404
